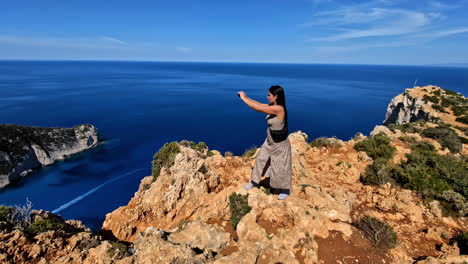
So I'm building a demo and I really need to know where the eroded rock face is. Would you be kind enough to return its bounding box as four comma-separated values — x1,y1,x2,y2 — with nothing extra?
0,124,101,188
3,86,467,263
383,89,432,125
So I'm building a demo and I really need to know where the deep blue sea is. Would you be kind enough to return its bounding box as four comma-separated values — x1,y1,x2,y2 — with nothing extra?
1,61,467,230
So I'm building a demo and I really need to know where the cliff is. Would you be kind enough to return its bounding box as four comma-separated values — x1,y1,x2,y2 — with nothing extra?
0,86,467,264
0,124,101,189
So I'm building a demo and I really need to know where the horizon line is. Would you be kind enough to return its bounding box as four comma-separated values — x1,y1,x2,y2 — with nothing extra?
0,58,467,68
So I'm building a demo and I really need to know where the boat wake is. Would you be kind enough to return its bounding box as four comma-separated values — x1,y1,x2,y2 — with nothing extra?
52,168,145,214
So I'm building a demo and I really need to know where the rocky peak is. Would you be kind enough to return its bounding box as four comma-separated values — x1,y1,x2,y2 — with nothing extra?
383,86,467,127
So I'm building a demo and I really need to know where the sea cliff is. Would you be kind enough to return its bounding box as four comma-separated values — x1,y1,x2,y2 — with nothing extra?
0,124,101,189
0,86,466,264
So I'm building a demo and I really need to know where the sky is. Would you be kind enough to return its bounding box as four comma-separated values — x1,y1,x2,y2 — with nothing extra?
1,0,468,65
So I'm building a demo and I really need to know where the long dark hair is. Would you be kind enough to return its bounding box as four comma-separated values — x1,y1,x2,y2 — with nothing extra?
269,85,288,125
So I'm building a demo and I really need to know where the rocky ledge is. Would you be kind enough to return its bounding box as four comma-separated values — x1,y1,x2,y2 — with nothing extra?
0,124,102,189
0,86,467,264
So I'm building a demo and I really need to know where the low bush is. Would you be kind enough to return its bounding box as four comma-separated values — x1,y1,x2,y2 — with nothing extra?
387,121,426,133
224,151,233,157
360,158,392,185
152,142,180,181
398,136,417,144
432,104,448,113
438,190,468,217
179,140,207,153
241,147,257,158
310,137,342,148
107,241,130,259
421,126,462,153
354,133,395,161
456,115,468,125
229,193,252,229
0,206,11,222
424,95,440,104
387,144,467,216
354,215,397,249
443,89,460,96
26,218,64,235
451,105,467,116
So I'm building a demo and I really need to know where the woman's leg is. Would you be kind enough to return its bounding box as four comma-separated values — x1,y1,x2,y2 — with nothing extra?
247,145,271,189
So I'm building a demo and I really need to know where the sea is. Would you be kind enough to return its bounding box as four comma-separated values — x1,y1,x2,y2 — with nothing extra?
0,60,467,231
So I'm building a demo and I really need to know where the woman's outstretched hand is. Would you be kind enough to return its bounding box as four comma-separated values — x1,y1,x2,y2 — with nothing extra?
238,91,247,100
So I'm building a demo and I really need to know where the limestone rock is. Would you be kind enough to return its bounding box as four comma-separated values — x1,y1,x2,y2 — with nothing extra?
168,221,230,253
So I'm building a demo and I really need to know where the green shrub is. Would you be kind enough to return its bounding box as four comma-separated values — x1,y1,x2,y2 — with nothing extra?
206,151,215,157
432,104,448,113
398,136,417,144
353,133,364,141
152,142,180,181
224,151,233,157
229,193,252,229
107,241,129,259
433,90,441,97
411,142,436,152
424,95,440,104
354,133,395,161
387,121,426,133
454,232,468,255
0,206,11,222
438,190,467,217
241,147,257,158
179,140,207,152
388,145,468,214
360,158,392,185
443,89,460,96
355,215,397,249
451,105,467,116
26,219,64,235
310,137,342,148
456,115,468,125
421,126,462,153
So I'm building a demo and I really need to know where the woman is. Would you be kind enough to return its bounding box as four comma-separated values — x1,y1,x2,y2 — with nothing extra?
238,85,292,200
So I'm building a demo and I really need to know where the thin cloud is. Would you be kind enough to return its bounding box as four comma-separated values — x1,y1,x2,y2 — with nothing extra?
306,8,433,41
100,36,128,45
0,35,131,49
176,46,191,53
313,41,413,53
413,27,468,39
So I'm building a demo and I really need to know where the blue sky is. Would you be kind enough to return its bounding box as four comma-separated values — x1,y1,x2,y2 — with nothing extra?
1,0,468,65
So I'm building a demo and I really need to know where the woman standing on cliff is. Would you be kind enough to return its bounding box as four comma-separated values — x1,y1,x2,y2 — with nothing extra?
238,85,292,200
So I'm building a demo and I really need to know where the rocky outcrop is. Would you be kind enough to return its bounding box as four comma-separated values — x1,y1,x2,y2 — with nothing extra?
1,86,467,263
383,87,434,125
0,124,102,189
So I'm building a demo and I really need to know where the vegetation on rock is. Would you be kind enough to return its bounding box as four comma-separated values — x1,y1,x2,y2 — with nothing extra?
107,241,130,259
26,218,64,235
152,142,180,182
354,215,397,249
241,147,257,158
421,126,462,153
229,193,251,229
310,137,342,148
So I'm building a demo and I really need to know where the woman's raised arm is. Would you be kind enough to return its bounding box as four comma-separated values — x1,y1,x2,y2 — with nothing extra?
238,91,282,115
